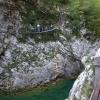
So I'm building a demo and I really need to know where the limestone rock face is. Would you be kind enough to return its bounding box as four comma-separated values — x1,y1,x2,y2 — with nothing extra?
0,0,85,90
68,60,94,100
0,1,99,94
0,0,21,55
0,37,84,89
93,48,100,66
67,45,100,100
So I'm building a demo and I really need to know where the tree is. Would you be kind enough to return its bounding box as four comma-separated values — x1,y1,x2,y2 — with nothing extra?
11,0,100,36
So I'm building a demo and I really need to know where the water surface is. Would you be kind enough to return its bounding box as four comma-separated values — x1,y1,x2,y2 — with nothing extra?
0,79,74,100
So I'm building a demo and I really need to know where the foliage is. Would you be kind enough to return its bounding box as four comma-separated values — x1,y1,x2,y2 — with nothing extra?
67,0,100,36
12,0,100,37
13,0,69,26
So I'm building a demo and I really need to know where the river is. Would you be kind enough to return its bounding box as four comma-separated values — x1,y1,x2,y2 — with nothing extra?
0,79,74,100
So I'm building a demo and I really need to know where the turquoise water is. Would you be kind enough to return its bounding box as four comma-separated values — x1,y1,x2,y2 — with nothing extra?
0,79,74,100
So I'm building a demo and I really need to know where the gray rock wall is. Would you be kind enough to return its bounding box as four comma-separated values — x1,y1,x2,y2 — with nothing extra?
0,0,85,90
67,42,100,100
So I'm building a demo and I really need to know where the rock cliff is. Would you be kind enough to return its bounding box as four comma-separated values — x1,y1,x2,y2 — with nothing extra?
0,0,84,90
67,41,100,100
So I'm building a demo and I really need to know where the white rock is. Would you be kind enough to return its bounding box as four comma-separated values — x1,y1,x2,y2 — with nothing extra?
68,64,93,100
0,67,4,74
94,48,100,58
5,50,11,59
13,77,24,87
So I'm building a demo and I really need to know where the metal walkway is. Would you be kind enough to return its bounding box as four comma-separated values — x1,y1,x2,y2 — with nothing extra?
31,27,58,34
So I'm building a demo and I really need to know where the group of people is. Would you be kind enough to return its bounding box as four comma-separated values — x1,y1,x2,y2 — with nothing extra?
33,24,54,33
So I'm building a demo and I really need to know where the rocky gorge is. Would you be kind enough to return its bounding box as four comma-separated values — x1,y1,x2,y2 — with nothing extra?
0,0,85,91
0,0,100,100
67,41,100,100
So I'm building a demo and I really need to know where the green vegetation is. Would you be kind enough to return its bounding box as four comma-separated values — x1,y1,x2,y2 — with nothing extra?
13,0,69,26
12,0,100,38
82,80,93,99
67,0,100,36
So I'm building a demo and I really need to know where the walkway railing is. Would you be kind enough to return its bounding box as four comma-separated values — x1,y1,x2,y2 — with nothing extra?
30,25,59,34
90,66,100,100
31,28,57,34
90,80,100,100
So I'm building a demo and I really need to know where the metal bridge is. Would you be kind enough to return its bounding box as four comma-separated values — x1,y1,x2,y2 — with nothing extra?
30,24,58,34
